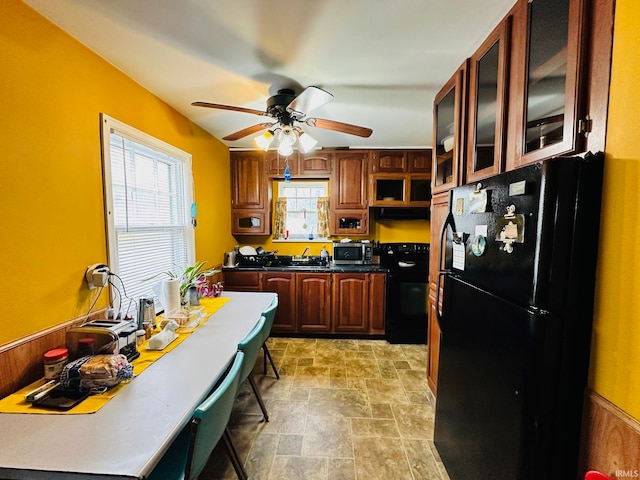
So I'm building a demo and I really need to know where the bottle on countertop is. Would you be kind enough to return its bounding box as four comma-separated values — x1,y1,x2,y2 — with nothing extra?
320,244,329,263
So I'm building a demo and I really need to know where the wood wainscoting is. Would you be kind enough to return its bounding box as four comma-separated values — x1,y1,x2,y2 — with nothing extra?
580,389,640,479
0,308,108,399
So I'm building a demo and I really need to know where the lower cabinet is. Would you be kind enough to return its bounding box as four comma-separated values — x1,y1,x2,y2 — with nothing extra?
261,272,297,332
224,270,386,335
333,274,370,333
332,273,386,334
296,273,332,333
223,271,260,291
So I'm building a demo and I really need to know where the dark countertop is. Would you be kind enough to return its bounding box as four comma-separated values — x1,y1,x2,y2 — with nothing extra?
223,264,388,274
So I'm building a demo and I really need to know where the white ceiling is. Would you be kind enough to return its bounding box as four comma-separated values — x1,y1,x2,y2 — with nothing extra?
24,0,516,150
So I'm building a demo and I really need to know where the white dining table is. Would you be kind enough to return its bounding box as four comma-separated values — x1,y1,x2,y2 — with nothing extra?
0,291,277,480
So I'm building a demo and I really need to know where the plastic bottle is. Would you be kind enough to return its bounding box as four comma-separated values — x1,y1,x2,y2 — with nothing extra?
320,244,329,263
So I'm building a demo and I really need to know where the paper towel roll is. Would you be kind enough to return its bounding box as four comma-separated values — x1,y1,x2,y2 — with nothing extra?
162,279,181,314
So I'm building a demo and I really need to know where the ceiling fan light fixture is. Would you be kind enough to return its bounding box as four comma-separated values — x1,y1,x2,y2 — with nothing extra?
255,130,274,151
278,125,296,146
297,131,318,153
277,142,294,157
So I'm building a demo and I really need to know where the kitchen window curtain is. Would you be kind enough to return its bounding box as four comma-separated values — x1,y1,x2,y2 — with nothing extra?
274,197,287,239
317,197,330,238
101,114,194,314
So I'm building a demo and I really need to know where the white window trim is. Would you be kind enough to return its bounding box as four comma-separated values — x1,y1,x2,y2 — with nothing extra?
100,113,195,308
275,179,330,242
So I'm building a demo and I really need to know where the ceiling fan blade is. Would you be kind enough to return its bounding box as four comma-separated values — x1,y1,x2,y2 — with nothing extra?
305,117,373,138
286,86,334,119
223,123,275,141
191,101,266,117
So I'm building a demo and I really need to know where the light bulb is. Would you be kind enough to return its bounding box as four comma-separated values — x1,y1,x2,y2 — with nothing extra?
297,131,318,153
278,126,296,146
255,130,274,151
278,142,294,156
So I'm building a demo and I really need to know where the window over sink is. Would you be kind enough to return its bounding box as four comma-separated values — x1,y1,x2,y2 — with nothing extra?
274,180,329,241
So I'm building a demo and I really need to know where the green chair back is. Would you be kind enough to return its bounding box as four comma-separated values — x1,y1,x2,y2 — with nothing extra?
237,316,266,382
260,296,279,344
186,350,245,480
147,351,245,480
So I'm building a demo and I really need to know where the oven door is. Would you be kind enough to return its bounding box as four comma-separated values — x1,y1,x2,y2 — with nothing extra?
385,266,429,344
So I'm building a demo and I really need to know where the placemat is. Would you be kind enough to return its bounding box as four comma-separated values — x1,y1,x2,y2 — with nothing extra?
0,297,229,415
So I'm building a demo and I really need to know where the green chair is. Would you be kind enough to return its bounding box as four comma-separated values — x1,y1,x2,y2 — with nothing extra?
260,296,280,379
148,351,248,480
238,315,269,422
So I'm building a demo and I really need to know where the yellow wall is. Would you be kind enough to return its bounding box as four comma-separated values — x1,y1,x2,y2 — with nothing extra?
590,0,640,420
0,0,233,345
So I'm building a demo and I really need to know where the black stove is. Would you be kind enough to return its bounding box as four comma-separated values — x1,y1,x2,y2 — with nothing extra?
378,243,430,344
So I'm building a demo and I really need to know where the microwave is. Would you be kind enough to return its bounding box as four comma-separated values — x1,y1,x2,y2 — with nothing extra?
332,241,373,264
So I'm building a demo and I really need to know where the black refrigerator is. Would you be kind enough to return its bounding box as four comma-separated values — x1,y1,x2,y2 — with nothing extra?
433,153,604,480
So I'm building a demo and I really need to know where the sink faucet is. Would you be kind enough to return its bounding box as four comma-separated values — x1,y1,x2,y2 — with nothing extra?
301,246,310,257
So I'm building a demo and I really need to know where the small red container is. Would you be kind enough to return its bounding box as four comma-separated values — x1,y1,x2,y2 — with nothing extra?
43,347,69,380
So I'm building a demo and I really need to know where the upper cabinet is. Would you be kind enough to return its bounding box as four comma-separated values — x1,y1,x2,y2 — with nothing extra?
299,151,333,176
331,151,369,210
230,151,267,209
466,18,511,183
266,150,332,178
507,0,588,169
370,151,407,173
265,151,299,177
432,61,468,194
230,151,271,235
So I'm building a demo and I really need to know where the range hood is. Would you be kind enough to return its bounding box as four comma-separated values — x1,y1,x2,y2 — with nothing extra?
371,207,430,220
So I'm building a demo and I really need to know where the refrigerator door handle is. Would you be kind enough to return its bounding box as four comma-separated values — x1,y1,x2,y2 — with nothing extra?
435,190,455,329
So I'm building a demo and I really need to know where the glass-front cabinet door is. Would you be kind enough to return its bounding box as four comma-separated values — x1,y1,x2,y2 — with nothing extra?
507,0,587,168
432,61,467,194
466,19,510,183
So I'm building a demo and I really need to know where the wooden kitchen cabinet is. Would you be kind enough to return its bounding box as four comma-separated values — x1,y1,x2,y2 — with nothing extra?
332,272,386,334
408,150,432,174
330,210,368,236
230,151,267,209
331,151,368,210
370,151,407,173
370,150,432,174
466,18,510,183
506,0,588,169
299,151,332,176
432,61,468,193
427,284,441,395
261,272,297,332
427,191,450,395
265,151,299,177
266,150,332,178
230,151,271,235
223,270,260,291
332,274,370,333
370,173,431,207
296,273,332,333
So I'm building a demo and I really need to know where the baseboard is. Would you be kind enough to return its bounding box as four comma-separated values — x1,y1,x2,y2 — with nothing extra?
579,389,640,479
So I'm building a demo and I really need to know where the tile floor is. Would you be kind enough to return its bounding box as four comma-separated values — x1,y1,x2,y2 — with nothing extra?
198,337,451,480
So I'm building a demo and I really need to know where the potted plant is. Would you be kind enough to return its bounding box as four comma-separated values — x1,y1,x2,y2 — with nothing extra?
148,261,220,306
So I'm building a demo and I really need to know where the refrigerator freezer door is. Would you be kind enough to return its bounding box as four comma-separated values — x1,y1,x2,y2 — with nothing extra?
434,276,553,480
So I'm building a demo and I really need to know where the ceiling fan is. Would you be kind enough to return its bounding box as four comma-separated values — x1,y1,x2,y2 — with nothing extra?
192,86,373,155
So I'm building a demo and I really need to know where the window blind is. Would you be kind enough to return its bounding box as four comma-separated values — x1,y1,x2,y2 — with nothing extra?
102,115,194,314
